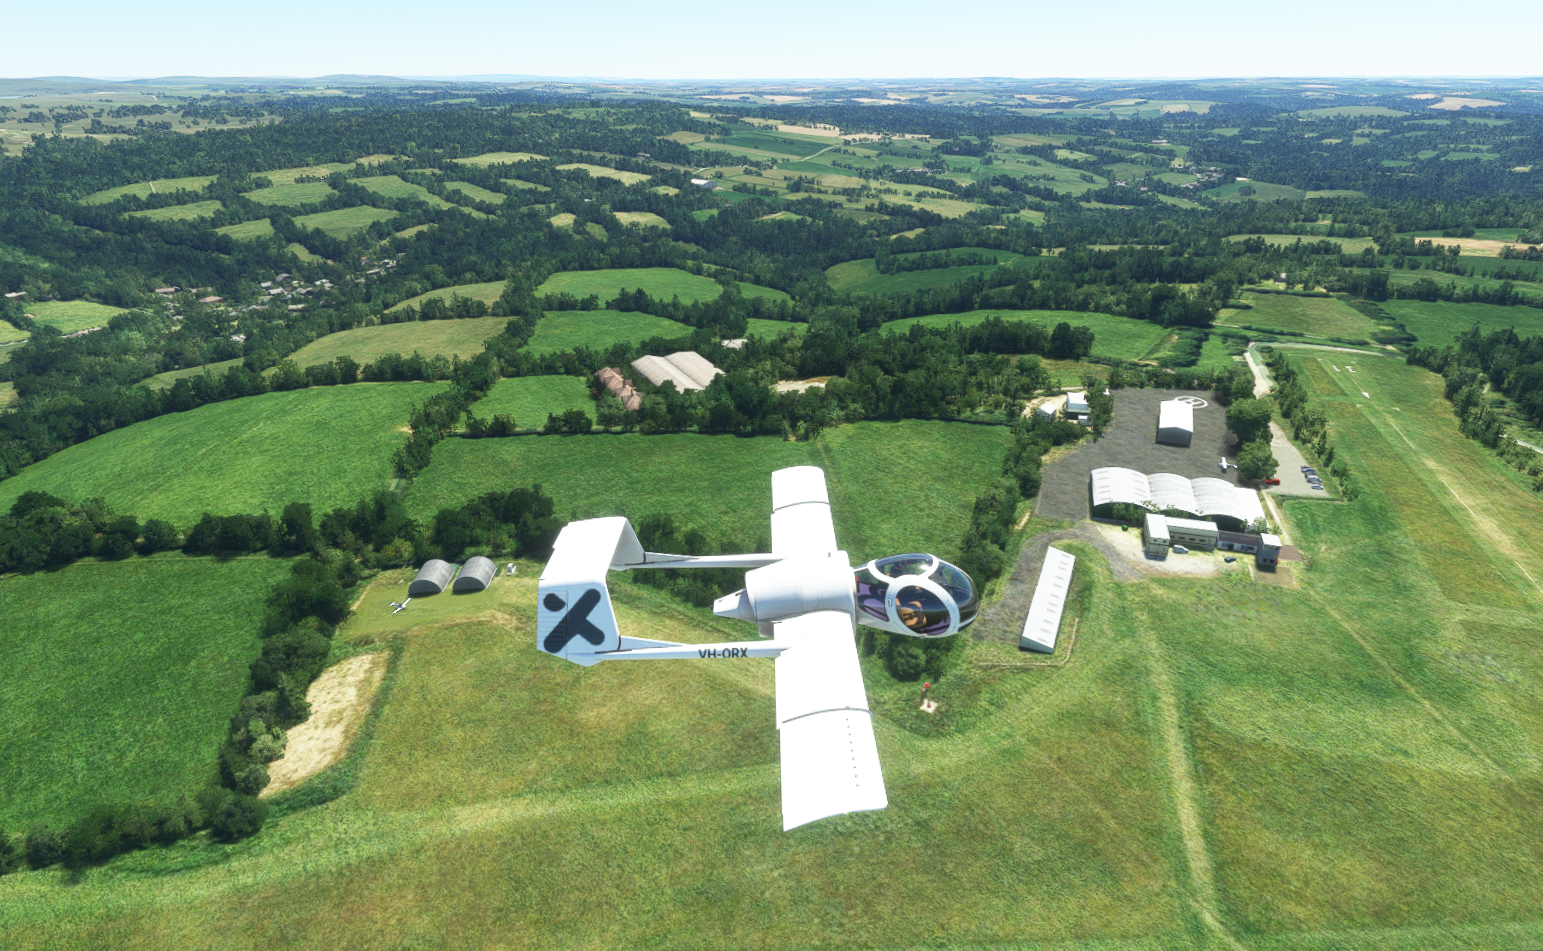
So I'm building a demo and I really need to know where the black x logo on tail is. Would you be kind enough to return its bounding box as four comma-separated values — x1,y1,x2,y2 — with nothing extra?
543,588,607,653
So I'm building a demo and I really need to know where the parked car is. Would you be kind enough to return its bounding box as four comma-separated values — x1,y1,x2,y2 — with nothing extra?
1264,478,1281,485
1311,484,1324,490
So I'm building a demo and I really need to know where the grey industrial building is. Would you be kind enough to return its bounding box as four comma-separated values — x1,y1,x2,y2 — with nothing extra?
454,556,497,593
409,559,455,596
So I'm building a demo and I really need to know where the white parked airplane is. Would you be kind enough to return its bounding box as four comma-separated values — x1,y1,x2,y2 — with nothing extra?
537,466,979,830
1219,457,1238,471
391,598,412,615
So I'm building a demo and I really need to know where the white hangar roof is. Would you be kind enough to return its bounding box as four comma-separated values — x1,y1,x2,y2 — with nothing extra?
1090,467,1264,526
1158,399,1194,433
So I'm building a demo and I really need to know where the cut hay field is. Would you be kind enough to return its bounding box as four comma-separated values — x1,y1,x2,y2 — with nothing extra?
527,310,690,354
1296,105,1410,117
24,299,130,334
79,175,217,205
1225,233,1378,253
409,421,1010,563
214,218,275,240
453,151,546,167
125,200,225,222
243,181,336,207
613,211,670,229
0,556,289,829
388,281,507,314
535,267,725,304
881,308,1168,361
0,321,28,344
1380,299,1543,347
556,163,650,184
826,247,1028,295
0,383,446,524
1217,292,1376,340
473,375,593,427
283,317,510,369
745,317,806,338
257,162,355,186
1203,181,1307,201
294,206,396,238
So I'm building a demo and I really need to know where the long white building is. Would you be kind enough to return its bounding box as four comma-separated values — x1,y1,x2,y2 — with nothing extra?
1157,399,1194,446
1090,466,1265,529
1021,547,1076,653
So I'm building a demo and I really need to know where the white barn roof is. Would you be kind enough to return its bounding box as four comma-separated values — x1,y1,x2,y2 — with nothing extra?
1021,547,1075,653
664,351,724,389
629,352,723,392
1065,392,1089,414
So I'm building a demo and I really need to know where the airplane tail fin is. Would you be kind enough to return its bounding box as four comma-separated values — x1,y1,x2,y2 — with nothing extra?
537,518,642,665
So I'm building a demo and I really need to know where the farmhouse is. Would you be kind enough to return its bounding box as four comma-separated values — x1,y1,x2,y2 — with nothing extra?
1090,466,1265,530
154,286,181,295
595,366,642,411
1035,396,1063,420
1065,391,1089,417
1217,530,1283,568
197,295,224,304
631,351,723,392
1156,399,1193,446
1020,546,1075,653
453,556,496,593
409,559,455,596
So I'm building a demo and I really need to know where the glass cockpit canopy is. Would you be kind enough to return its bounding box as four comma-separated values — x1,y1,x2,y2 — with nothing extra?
855,553,980,632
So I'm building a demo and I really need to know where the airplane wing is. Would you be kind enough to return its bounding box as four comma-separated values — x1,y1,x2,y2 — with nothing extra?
771,466,838,557
772,611,888,830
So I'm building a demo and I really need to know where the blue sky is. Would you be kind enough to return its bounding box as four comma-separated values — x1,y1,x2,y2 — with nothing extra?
6,0,1539,80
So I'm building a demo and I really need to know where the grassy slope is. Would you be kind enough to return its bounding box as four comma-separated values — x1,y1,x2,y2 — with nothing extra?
142,358,245,390
293,206,397,238
0,383,445,524
535,268,724,304
79,175,217,205
242,182,336,207
0,556,289,827
1381,299,1543,347
473,375,593,426
825,248,1027,295
24,300,130,333
1217,292,1377,339
407,421,1009,565
213,218,275,240
387,281,507,313
282,317,510,368
125,200,224,221
528,310,691,353
880,308,1168,361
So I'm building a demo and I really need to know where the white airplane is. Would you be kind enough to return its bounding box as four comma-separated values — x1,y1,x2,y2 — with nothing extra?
1219,457,1238,471
391,598,412,615
537,466,979,830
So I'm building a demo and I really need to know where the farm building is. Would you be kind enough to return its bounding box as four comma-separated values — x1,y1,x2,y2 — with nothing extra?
595,367,642,411
1142,513,1170,556
409,559,455,596
453,556,497,592
1091,467,1265,530
1035,396,1063,420
1021,547,1076,653
630,351,723,392
1219,531,1283,568
1064,391,1089,417
1156,400,1193,446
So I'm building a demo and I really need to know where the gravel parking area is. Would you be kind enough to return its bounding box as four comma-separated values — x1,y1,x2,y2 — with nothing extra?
1035,388,1245,522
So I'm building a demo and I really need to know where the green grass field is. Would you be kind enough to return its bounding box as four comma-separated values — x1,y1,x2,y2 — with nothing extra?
1225,233,1378,253
443,181,508,204
613,211,670,229
535,267,725,305
10,356,1543,948
1217,292,1377,340
744,317,806,338
409,421,1009,563
293,206,397,238
256,162,356,186
79,175,217,205
282,317,511,369
125,200,225,222
1203,181,1307,201
556,163,651,184
0,383,445,524
881,308,1169,361
141,358,245,390
387,281,507,314
472,375,594,428
0,380,16,404
528,310,691,353
825,248,1028,295
0,556,290,829
500,177,549,191
1,320,31,343
242,182,336,207
1380,299,1543,348
353,176,459,211
213,218,275,240
1295,105,1410,117
452,151,546,167
24,299,130,334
